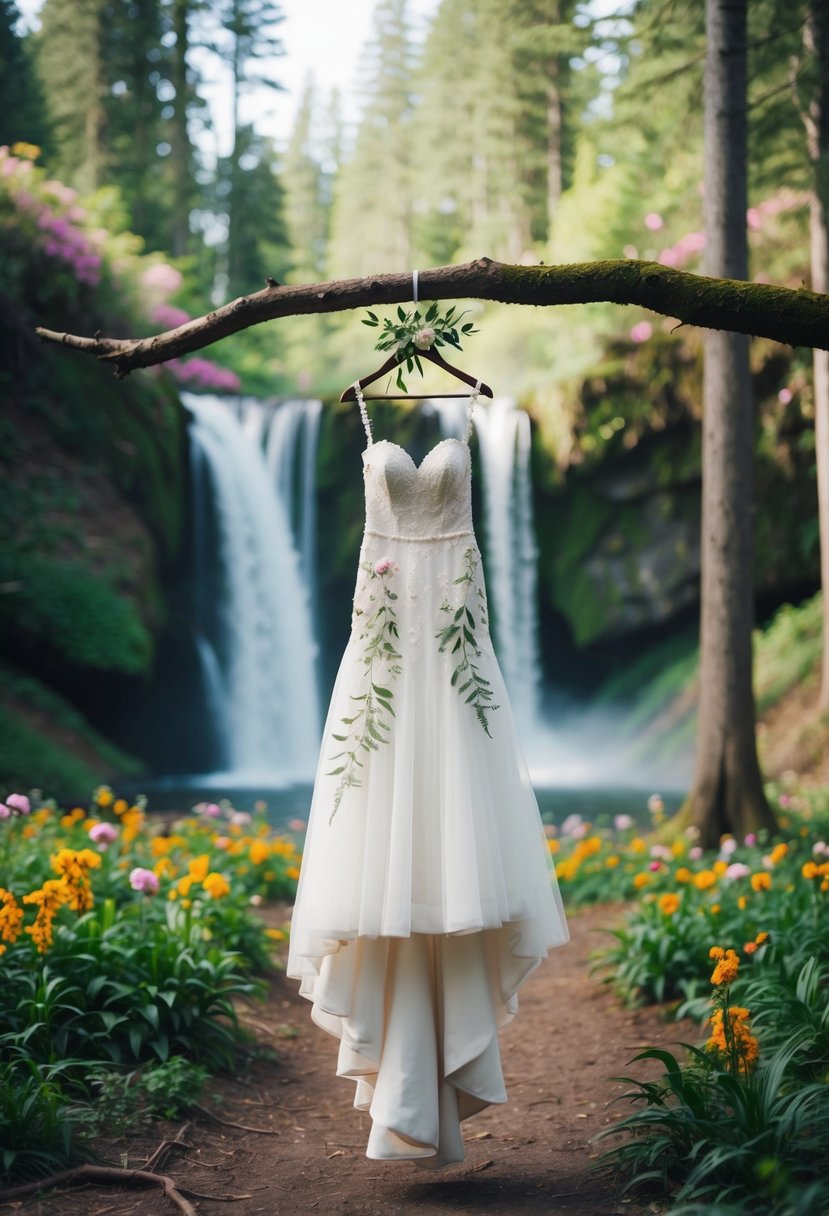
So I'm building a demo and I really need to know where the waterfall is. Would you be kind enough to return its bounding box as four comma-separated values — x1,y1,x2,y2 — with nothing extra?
431,397,542,737
185,393,320,783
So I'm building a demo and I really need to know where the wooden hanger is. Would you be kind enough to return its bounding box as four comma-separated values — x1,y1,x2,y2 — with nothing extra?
340,345,493,402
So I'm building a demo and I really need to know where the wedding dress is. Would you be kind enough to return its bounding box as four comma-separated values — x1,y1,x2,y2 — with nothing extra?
286,385,569,1167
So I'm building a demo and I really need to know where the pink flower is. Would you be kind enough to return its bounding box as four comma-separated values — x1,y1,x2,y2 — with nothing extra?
152,303,191,329
142,262,183,297
658,248,679,267
746,207,761,231
374,557,398,576
650,844,672,860
203,803,222,818
648,860,663,871
614,814,634,831
0,804,10,820
644,212,664,231
744,833,757,846
630,321,652,344
413,326,436,350
647,794,664,814
6,793,30,815
720,838,738,855
689,845,703,860
778,388,793,405
289,818,307,832
89,822,118,847
129,867,160,894
214,835,231,850
230,811,251,826
560,813,583,837
725,862,751,880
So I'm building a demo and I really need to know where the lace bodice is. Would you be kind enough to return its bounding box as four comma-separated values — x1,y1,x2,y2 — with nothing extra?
355,384,479,542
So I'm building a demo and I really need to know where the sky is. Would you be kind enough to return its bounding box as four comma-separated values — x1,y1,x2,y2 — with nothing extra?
15,0,441,154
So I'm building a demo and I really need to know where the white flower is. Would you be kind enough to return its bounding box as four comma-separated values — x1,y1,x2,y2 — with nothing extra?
413,326,436,350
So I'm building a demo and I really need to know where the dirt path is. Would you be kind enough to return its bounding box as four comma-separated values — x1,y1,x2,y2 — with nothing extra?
2,904,697,1216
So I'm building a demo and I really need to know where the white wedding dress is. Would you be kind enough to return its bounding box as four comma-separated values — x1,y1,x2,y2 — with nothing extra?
287,385,569,1167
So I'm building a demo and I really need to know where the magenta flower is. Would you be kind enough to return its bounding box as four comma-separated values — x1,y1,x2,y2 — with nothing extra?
6,793,30,815
129,867,160,895
630,321,652,344
644,212,664,231
648,860,663,872
0,804,10,820
744,832,757,847
203,802,222,818
778,388,793,405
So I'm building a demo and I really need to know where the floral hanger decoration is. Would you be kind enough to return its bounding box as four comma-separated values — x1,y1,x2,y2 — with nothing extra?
361,302,478,392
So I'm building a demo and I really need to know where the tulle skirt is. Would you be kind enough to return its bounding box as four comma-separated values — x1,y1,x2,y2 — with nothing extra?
287,533,569,1165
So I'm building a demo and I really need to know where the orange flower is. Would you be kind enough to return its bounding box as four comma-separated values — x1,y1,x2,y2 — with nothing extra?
188,854,210,883
203,872,230,899
547,839,561,855
0,888,24,954
675,867,693,884
754,931,769,944
249,840,270,866
802,861,820,880
658,893,680,916
694,870,718,891
751,872,772,892
710,948,740,986
706,1006,758,1070
286,865,300,881
633,872,651,889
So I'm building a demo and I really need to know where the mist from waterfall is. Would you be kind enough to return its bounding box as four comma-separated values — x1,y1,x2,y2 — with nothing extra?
186,393,321,784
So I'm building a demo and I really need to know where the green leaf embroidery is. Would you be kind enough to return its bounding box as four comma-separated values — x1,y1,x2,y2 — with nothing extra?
435,547,500,738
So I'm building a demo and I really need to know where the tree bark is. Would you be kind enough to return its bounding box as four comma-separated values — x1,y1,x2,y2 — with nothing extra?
34,256,829,376
804,3,829,714
686,0,775,847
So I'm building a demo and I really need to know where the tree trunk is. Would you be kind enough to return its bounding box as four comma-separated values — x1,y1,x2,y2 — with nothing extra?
170,0,192,258
804,3,829,714
686,0,775,847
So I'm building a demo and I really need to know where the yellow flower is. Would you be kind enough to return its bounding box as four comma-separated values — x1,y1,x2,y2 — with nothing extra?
802,861,820,880
709,946,726,960
249,840,270,866
202,872,230,899
10,141,40,159
713,860,728,877
710,903,721,914
0,888,24,954
286,865,300,881
176,876,193,897
630,837,648,854
605,854,620,868
675,867,693,884
114,799,128,815
153,857,175,879
658,893,680,916
693,870,718,891
769,842,788,865
266,928,286,941
737,895,747,910
547,839,561,855
23,879,72,952
188,854,210,883
754,931,769,945
710,948,740,986
751,872,772,892
94,786,114,808
633,872,651,889
706,1005,758,1070
671,839,686,857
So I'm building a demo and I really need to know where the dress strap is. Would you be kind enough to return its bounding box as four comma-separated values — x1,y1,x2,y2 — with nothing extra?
353,382,373,446
464,381,482,444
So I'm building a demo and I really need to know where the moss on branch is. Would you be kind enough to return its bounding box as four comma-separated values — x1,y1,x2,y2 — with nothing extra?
35,257,829,376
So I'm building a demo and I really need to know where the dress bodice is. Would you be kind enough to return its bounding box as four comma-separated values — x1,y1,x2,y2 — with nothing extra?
355,383,479,542
362,439,473,540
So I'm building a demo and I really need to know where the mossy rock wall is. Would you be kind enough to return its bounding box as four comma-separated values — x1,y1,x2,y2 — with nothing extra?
0,293,188,791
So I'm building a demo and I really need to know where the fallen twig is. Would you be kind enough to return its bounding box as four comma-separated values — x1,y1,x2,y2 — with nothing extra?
192,1103,282,1135
0,1164,199,1216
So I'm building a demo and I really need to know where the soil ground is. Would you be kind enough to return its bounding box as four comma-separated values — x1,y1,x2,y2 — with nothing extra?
1,903,697,1216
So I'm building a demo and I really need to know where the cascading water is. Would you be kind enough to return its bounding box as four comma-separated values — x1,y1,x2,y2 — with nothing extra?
185,393,321,783
431,397,542,737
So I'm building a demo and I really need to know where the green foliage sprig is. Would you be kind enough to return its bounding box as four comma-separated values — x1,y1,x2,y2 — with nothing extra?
361,302,478,391
436,547,499,737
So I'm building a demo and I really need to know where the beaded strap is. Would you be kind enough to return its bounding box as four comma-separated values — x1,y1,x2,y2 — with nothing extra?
353,382,373,446
464,382,482,443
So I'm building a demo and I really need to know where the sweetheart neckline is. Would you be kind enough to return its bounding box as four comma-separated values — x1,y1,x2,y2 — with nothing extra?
363,437,469,472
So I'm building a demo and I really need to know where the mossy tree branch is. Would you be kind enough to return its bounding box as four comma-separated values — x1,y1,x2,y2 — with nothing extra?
35,256,829,376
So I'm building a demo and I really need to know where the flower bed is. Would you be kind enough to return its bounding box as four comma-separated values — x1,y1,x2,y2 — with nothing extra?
0,785,303,1182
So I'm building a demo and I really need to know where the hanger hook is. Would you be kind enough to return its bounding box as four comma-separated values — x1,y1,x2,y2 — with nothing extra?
412,269,418,308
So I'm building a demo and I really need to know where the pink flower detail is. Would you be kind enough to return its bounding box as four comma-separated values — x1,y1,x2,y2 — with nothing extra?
658,248,679,267
648,860,663,872
644,212,664,231
630,321,652,344
6,793,30,815
614,813,633,831
746,207,761,231
689,845,704,860
203,803,222,818
0,804,10,820
152,303,191,329
725,862,751,880
778,388,793,405
374,557,398,576
289,818,307,832
744,832,757,846
129,867,160,894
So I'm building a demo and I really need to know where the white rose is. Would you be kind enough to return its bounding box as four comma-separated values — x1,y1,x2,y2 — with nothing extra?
413,326,436,350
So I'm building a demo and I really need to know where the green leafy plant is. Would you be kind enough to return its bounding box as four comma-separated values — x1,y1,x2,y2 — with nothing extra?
361,302,478,391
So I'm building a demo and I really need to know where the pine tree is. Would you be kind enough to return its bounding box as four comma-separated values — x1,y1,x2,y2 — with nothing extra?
327,0,415,278
283,80,328,283
0,0,52,151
